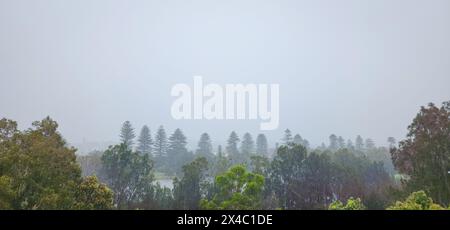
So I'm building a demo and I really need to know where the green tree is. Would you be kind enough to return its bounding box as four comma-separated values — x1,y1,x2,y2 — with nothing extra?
329,197,366,210
101,143,154,209
154,125,168,157
167,128,192,175
200,165,264,210
240,133,255,156
391,101,450,205
387,191,445,210
365,138,375,149
212,147,231,178
249,155,270,176
0,117,113,209
141,183,174,210
74,176,113,210
292,134,310,149
0,175,15,209
331,148,393,209
338,136,345,149
293,134,303,145
256,134,268,156
154,125,168,169
120,121,135,149
282,129,293,145
355,135,364,151
196,133,213,162
137,125,152,156
269,144,307,209
226,131,240,163
329,134,339,151
346,139,354,150
173,157,208,210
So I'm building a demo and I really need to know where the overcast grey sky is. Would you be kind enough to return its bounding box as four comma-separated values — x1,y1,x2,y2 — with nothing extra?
1,0,449,150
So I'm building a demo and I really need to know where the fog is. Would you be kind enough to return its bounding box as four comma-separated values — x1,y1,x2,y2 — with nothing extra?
1,0,449,152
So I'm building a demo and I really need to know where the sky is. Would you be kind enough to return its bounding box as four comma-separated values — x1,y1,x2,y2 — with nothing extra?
1,0,449,152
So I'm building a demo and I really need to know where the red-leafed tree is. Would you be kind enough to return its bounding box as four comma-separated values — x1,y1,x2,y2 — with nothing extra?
391,101,450,205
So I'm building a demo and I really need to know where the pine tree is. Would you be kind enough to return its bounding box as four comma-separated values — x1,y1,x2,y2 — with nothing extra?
365,138,375,149
168,129,187,152
293,134,310,149
282,129,293,145
120,121,135,149
137,125,152,155
154,125,168,157
347,139,354,150
338,136,345,149
256,134,268,156
196,133,213,161
226,131,240,157
355,135,364,151
217,145,223,157
240,133,255,156
329,134,338,150
301,139,310,149
167,128,191,175
293,134,303,145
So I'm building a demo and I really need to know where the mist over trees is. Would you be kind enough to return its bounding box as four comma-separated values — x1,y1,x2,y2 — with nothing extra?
1,100,450,210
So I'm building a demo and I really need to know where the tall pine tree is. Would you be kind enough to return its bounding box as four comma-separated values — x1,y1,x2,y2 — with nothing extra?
241,133,255,156
355,135,364,151
196,133,213,161
154,125,168,158
329,134,338,150
256,134,268,156
226,131,240,159
282,129,293,145
167,128,191,175
137,125,152,155
120,121,135,149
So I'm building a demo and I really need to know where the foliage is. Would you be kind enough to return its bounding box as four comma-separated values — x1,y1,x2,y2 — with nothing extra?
226,131,240,164
329,197,366,210
154,125,168,165
0,117,113,209
0,175,15,209
282,129,293,145
240,132,255,156
256,134,268,156
250,155,270,176
196,133,214,163
387,191,446,210
120,121,135,148
269,144,307,209
5,100,450,211
77,150,103,177
101,143,154,209
391,101,450,205
331,149,393,209
137,125,153,155
73,176,113,210
166,128,193,176
200,165,264,210
173,157,209,209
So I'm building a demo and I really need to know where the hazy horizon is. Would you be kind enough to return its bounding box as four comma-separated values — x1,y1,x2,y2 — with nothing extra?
1,0,450,152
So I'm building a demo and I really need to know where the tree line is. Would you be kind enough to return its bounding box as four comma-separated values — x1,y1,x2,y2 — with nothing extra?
1,101,449,210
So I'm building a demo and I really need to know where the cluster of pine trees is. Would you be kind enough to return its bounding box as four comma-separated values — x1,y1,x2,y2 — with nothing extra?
77,119,397,209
